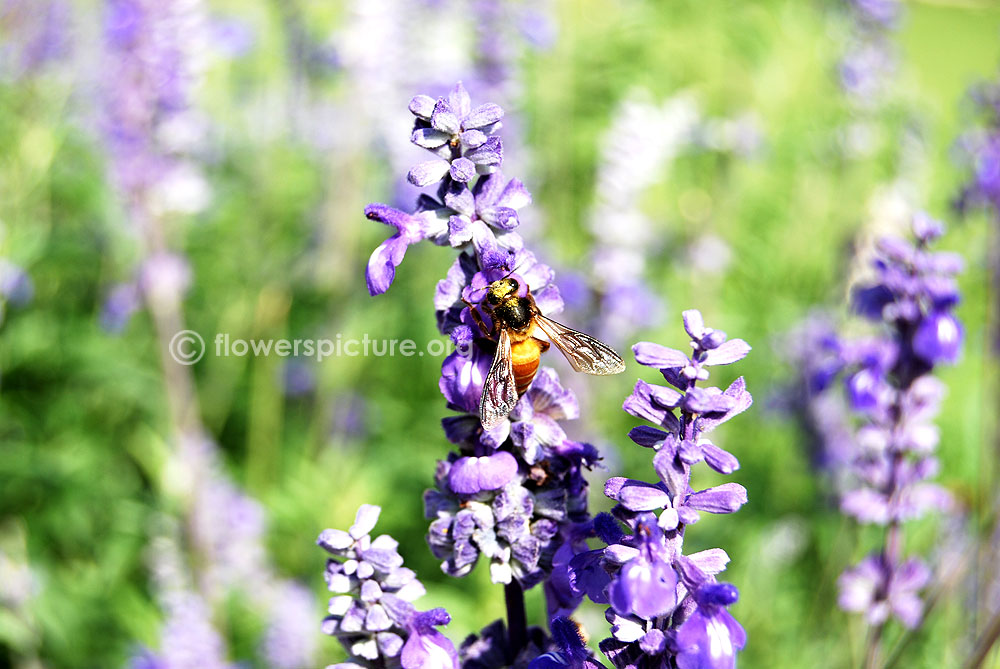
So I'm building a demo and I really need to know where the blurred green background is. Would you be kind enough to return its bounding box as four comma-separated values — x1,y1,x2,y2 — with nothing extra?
1,0,999,667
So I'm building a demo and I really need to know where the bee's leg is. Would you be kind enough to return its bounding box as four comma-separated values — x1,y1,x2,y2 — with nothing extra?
462,298,493,338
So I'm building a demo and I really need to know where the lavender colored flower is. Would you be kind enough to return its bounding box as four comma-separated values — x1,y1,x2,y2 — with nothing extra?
527,618,607,669
365,203,449,295
407,82,504,186
365,169,531,295
102,0,210,216
356,80,636,669
130,532,235,669
778,313,860,494
0,0,71,79
144,435,319,668
796,214,963,648
318,504,457,669
424,446,587,586
563,310,750,668
838,555,929,629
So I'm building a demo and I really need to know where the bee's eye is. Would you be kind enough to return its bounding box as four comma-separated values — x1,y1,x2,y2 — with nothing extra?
486,291,501,305
505,278,519,292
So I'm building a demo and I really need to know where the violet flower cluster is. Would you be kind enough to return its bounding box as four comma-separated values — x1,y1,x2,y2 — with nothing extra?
563,310,751,669
804,214,962,631
317,504,457,669
330,82,607,668
338,82,758,668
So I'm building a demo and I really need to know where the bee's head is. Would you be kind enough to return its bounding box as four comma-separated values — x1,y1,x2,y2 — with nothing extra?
486,277,519,305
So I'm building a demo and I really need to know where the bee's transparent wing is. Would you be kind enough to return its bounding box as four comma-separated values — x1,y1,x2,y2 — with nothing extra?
534,315,626,375
480,328,519,429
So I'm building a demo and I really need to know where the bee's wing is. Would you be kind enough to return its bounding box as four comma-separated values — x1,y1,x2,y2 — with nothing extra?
534,315,626,375
480,328,519,429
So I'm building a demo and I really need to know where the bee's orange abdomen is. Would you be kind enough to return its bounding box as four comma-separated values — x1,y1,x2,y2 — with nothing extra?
510,337,544,395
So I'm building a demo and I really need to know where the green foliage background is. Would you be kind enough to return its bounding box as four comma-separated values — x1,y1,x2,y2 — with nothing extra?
1,0,999,667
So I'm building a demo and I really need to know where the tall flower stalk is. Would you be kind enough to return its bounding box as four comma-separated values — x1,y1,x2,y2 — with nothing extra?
101,2,317,666
805,214,962,666
567,310,751,669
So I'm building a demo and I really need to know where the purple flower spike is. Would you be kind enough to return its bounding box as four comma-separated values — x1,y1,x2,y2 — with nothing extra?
790,213,963,647
570,311,750,668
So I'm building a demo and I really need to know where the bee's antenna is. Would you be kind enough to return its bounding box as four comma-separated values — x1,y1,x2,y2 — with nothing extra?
481,248,530,282
503,256,532,282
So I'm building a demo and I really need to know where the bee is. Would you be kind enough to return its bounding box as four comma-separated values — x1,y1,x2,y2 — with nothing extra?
464,277,626,429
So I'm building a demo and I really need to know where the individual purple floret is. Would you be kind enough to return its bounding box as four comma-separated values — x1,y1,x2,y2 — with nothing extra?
317,504,458,669
566,309,750,669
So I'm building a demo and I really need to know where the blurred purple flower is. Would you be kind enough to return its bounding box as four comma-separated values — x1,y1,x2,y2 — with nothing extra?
797,214,963,640
838,0,901,105
0,0,71,79
100,282,142,333
838,555,929,628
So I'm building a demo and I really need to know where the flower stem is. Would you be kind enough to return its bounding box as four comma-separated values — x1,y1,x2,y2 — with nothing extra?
864,623,884,669
505,580,528,661
964,607,1000,669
